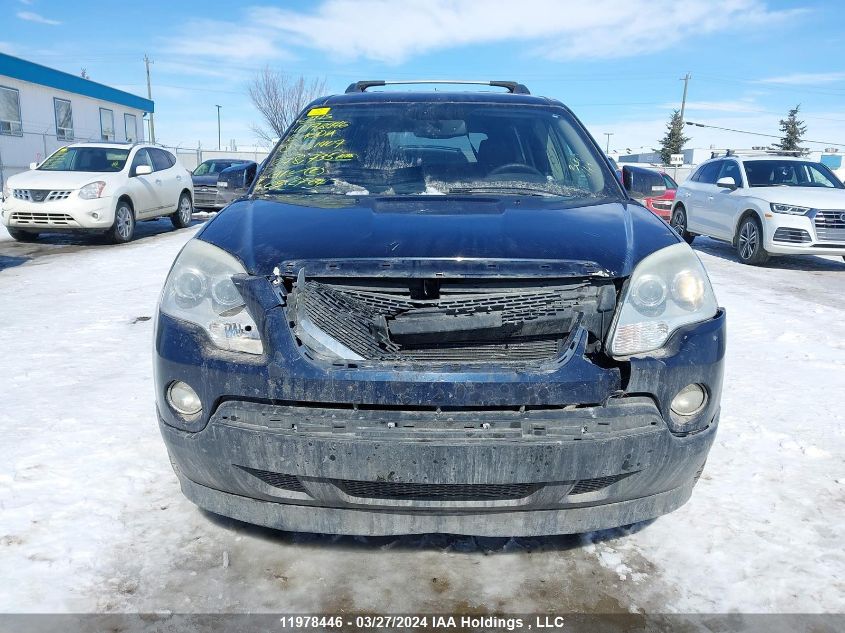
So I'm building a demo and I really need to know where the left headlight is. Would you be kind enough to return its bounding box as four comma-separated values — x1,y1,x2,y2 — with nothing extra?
79,181,106,199
159,239,263,354
608,242,718,357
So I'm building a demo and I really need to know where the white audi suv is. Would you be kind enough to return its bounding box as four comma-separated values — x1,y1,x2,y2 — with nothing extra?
670,152,845,265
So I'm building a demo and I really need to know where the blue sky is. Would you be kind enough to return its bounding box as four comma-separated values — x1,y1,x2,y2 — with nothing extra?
3,0,844,153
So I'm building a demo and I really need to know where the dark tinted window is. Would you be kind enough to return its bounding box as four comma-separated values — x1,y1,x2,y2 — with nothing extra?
662,174,678,189
697,161,722,184
131,149,153,172
744,160,844,188
718,160,743,186
193,160,240,176
626,168,666,198
150,148,172,171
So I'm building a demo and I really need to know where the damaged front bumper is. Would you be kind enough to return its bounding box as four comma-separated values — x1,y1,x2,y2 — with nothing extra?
154,276,725,535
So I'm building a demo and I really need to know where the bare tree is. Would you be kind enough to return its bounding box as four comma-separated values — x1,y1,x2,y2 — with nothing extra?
248,67,327,145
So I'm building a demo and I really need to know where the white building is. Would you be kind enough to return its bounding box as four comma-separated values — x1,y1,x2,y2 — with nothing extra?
0,53,154,189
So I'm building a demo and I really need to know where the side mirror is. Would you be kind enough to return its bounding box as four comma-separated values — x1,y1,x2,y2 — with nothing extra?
621,166,636,195
716,176,737,190
135,165,153,176
29,162,38,170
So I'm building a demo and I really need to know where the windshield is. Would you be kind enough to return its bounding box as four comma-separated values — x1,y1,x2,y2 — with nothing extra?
193,160,241,176
38,147,129,172
255,103,619,202
744,160,844,189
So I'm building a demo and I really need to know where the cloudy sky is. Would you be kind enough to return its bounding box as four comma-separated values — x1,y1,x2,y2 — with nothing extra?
3,0,844,153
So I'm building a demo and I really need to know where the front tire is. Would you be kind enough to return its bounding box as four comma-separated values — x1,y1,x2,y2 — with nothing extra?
170,192,193,229
670,206,695,244
736,215,769,265
109,200,136,244
7,228,39,242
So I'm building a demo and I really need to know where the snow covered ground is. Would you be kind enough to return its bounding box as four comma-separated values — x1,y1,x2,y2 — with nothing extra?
0,220,843,617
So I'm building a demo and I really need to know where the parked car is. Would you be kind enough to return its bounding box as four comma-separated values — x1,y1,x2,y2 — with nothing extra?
213,161,260,208
622,165,677,220
671,152,845,264
1,143,193,243
191,159,254,209
154,80,724,537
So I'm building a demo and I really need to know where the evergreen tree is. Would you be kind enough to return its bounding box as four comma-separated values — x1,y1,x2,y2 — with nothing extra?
659,110,690,165
774,104,807,154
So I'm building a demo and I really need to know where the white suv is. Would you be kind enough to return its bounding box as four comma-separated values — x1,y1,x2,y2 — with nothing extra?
1,143,194,243
670,153,845,265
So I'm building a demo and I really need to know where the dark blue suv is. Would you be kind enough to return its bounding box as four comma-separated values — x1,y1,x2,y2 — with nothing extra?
154,80,725,537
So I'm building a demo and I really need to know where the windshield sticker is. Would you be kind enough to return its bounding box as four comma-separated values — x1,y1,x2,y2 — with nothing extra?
260,115,358,190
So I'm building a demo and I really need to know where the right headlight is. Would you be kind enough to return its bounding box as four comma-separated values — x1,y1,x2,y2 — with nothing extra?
159,239,263,354
608,242,718,357
770,203,810,216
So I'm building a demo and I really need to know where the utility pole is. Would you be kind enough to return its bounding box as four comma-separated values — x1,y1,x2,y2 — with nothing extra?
215,105,222,151
679,72,691,123
144,54,155,143
603,132,613,154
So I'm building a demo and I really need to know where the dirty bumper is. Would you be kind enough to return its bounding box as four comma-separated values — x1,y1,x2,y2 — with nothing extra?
159,397,717,537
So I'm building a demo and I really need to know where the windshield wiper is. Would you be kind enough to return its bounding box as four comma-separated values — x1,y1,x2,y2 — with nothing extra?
447,185,563,197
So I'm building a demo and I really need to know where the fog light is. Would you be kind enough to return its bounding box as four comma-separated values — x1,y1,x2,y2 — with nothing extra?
670,383,707,417
167,381,202,416
91,212,100,220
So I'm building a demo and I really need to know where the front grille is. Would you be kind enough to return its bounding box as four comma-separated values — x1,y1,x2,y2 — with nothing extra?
236,465,634,501
336,479,542,501
294,279,605,364
10,211,76,226
773,227,811,243
237,466,307,492
194,186,218,206
815,210,845,243
12,189,72,202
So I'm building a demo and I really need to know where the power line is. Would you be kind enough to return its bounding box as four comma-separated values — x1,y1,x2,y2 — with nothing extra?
685,121,845,148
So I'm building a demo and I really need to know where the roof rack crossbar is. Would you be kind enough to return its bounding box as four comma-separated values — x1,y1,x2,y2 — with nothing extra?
709,148,807,159
344,80,530,94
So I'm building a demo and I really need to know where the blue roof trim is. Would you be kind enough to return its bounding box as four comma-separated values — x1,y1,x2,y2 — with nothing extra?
0,53,154,113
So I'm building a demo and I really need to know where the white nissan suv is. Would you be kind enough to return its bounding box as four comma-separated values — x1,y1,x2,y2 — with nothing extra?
1,143,194,243
670,152,845,265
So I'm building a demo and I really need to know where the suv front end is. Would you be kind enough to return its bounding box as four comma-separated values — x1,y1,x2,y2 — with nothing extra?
154,84,725,536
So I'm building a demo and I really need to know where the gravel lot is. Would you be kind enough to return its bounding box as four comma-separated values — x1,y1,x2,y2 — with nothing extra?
0,218,843,618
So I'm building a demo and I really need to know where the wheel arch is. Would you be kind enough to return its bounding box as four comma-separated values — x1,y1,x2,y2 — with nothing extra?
733,208,764,247
116,194,135,218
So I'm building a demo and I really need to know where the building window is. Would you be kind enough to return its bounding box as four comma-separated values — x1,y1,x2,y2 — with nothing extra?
54,97,74,140
100,108,115,141
0,85,23,136
124,113,137,142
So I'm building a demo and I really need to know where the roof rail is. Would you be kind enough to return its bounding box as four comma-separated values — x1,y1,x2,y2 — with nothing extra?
344,80,530,94
709,148,806,159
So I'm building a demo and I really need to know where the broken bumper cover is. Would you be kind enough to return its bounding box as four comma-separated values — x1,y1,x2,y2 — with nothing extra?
155,305,725,536
159,399,717,537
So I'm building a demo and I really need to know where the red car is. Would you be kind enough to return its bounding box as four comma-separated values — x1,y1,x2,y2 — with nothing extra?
622,165,678,220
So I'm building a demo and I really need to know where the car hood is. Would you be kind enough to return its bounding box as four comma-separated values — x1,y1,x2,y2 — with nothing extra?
7,169,119,190
192,175,220,186
197,196,679,278
749,186,845,209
